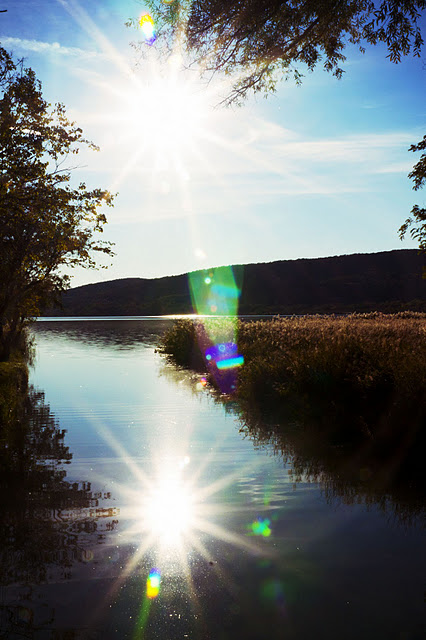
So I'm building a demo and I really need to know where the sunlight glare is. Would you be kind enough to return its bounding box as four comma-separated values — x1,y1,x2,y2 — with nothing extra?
135,79,203,156
143,476,195,546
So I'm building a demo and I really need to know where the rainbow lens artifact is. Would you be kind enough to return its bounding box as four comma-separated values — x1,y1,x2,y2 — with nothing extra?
250,517,272,537
188,265,244,392
146,568,161,599
189,265,242,317
139,14,156,44
205,342,244,370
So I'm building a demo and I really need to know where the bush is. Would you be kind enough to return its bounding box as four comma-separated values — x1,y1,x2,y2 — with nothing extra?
159,319,204,369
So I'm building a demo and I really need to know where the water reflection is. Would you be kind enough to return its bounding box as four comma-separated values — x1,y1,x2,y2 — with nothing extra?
64,435,279,639
141,459,195,546
24,319,425,639
34,318,174,349
0,382,119,637
235,402,426,527
94,439,271,573
155,350,426,528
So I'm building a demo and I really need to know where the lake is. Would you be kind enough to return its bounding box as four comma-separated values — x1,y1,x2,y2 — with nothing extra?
1,318,424,639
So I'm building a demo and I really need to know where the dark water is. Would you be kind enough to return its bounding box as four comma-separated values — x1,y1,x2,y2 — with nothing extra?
0,319,424,639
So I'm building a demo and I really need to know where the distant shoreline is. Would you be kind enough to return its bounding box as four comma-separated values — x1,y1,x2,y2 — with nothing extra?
42,249,426,317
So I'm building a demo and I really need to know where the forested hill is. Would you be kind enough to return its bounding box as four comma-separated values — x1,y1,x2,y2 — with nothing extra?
44,249,426,317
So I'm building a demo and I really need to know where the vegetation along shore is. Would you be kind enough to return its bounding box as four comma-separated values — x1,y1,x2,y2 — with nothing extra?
160,312,426,440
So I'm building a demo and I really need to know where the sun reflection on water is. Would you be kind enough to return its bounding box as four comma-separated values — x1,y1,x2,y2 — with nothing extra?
141,466,195,547
84,417,277,637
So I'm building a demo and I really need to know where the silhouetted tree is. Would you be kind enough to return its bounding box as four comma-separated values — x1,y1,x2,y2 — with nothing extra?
142,0,425,104
0,384,118,585
399,135,426,264
0,47,115,360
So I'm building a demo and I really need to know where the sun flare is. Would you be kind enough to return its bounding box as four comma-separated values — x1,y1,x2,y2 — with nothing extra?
141,474,195,547
106,63,209,186
112,449,271,566
82,418,276,634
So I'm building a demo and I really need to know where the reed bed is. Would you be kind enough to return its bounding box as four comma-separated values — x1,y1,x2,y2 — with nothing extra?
237,312,426,401
161,314,426,521
160,313,426,433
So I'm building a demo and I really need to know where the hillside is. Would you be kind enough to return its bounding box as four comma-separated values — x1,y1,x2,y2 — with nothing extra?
44,250,426,316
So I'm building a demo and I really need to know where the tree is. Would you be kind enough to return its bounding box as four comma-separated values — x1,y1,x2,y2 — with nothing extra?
0,48,114,360
139,1,426,256
144,0,425,104
399,135,426,258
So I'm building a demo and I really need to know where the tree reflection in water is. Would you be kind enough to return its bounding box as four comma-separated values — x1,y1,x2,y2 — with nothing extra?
158,357,425,526
235,399,426,528
0,383,118,637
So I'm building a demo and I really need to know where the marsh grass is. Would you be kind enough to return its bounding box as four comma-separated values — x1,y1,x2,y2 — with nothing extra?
160,313,426,434
161,313,426,523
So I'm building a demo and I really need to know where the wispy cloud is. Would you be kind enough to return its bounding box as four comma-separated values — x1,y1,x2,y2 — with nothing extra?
73,106,417,209
247,118,416,165
0,35,110,61
55,0,135,79
360,101,386,110
375,161,413,174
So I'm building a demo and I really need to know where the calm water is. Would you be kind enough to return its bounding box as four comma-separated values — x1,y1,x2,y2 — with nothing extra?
1,319,424,639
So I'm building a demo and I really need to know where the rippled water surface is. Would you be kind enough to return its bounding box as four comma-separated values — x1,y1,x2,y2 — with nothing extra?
1,319,424,639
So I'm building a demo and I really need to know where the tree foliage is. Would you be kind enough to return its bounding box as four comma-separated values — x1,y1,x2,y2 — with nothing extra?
0,47,114,360
143,0,425,104
138,1,426,257
399,135,426,256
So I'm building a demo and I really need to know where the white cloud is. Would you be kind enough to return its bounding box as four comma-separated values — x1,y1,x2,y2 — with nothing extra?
249,121,415,165
0,35,110,60
72,115,416,211
374,162,413,174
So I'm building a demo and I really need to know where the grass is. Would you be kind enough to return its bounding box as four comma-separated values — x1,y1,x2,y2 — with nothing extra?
160,313,426,435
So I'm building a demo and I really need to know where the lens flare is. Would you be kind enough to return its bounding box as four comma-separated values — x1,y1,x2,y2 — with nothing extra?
147,568,161,599
217,355,244,370
189,266,242,317
260,579,286,615
139,14,156,44
188,265,244,392
249,517,272,537
205,343,244,370
196,377,208,390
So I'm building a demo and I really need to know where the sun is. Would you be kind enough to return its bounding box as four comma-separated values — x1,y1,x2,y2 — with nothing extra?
128,75,204,154
106,62,209,182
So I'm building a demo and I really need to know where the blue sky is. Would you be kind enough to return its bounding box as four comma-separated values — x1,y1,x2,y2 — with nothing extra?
1,0,425,287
